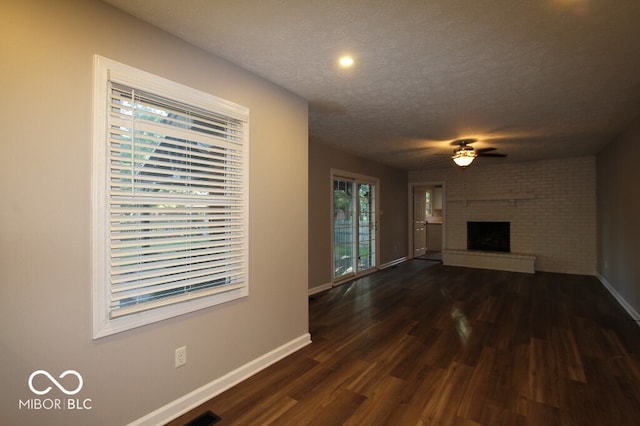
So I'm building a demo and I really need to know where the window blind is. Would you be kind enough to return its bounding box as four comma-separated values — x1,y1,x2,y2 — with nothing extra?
106,81,248,318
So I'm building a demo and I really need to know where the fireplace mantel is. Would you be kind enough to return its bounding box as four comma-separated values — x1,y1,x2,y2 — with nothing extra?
448,193,536,206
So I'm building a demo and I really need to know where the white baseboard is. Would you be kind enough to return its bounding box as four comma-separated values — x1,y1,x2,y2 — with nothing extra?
597,273,640,323
128,333,312,426
309,282,332,296
379,257,407,270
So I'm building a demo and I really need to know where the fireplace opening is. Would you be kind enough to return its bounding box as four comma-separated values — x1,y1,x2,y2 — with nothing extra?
467,221,510,252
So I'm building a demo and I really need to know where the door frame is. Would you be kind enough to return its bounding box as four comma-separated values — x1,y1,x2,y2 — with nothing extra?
330,169,380,285
407,181,446,259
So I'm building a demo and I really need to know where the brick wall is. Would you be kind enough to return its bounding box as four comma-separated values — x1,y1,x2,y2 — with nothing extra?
409,156,596,275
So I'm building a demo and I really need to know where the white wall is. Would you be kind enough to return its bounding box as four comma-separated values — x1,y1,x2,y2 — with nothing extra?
0,1,309,424
409,156,596,275
597,116,640,320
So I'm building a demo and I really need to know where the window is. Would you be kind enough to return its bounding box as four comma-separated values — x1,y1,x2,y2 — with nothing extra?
92,56,249,338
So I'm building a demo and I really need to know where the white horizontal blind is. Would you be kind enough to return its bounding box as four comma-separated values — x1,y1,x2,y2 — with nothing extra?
106,81,248,319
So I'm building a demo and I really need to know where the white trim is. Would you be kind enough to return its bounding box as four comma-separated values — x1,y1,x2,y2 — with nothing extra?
597,274,640,324
100,56,249,120
128,333,312,426
309,283,332,296
94,288,247,338
379,257,407,270
330,168,379,184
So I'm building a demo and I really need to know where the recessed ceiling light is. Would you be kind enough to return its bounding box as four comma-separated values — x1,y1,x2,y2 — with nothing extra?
339,56,354,68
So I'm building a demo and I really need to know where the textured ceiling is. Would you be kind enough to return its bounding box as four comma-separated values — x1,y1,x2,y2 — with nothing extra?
103,0,640,170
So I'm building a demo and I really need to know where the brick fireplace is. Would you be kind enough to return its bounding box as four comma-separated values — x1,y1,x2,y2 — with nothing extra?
444,219,534,274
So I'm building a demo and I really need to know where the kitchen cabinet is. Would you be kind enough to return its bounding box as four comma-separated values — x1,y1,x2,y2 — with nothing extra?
433,187,443,210
426,223,442,251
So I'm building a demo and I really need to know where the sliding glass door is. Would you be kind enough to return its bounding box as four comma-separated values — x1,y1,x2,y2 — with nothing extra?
332,172,378,281
333,178,354,279
357,182,376,272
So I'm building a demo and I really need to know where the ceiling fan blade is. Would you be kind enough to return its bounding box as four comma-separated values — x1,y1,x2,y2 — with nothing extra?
476,147,497,153
477,153,507,157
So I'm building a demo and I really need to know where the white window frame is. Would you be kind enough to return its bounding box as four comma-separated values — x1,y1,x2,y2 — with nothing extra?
92,56,249,338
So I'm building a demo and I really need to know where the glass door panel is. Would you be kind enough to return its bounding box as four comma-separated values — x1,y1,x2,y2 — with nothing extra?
357,183,376,272
333,178,355,280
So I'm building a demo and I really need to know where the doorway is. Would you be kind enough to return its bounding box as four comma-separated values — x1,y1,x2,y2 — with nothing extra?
410,183,444,261
332,171,379,282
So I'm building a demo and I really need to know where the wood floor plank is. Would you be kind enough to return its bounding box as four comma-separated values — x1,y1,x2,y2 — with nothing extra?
287,388,365,426
479,404,525,426
228,393,298,425
529,337,562,408
551,327,587,383
343,375,406,425
524,399,562,426
456,346,498,422
420,361,474,425
166,261,640,425
389,365,443,424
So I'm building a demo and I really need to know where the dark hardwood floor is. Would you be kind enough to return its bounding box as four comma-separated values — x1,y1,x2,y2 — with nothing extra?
167,260,640,425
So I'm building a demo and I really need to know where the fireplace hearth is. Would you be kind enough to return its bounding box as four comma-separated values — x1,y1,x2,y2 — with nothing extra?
467,221,510,252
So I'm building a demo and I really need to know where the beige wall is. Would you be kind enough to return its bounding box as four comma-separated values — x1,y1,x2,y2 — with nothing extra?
0,1,308,424
308,141,408,291
409,156,597,275
597,116,640,319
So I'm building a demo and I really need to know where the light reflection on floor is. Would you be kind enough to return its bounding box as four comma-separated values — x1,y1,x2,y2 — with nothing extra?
441,286,472,346
451,307,472,345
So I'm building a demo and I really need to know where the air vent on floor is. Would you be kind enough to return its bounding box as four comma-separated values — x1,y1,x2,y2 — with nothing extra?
184,410,221,426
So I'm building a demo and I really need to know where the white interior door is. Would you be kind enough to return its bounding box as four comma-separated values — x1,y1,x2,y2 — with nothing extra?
413,187,427,257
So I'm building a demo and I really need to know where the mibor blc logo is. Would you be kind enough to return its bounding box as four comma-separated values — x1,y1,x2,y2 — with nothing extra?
19,370,92,411
29,370,83,395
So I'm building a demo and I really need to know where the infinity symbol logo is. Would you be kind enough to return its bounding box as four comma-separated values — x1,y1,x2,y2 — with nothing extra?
28,370,84,396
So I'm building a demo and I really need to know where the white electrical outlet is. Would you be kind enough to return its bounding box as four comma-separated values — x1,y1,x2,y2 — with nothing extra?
175,346,187,368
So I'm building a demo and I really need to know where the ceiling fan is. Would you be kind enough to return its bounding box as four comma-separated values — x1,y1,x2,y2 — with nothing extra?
451,139,507,167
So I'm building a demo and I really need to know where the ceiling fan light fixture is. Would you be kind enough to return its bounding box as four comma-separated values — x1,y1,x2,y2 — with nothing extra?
452,148,477,167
